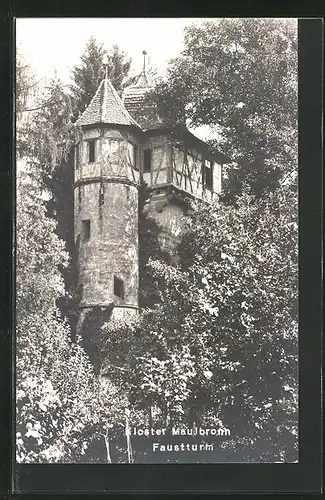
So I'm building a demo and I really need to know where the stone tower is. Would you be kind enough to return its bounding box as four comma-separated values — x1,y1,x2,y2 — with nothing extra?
74,59,142,324
73,51,229,329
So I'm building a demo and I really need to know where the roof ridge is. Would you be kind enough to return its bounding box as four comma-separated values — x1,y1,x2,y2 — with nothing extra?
101,78,108,122
75,79,105,126
105,79,140,127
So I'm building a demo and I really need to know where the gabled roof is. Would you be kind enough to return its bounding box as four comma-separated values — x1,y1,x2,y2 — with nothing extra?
75,77,141,128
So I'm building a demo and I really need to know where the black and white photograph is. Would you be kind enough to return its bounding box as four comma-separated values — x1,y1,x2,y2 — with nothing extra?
15,17,298,464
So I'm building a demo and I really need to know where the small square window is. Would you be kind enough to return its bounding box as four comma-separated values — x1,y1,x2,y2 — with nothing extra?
143,149,152,172
114,275,125,299
81,219,90,242
88,139,96,163
110,140,120,154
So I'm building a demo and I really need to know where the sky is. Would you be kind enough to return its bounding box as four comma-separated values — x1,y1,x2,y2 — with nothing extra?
16,17,297,144
16,18,203,85
16,18,220,141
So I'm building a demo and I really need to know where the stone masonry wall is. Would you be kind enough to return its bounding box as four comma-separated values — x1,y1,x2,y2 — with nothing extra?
74,126,139,316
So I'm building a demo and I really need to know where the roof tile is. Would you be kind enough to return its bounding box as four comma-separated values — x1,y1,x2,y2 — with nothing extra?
122,78,162,130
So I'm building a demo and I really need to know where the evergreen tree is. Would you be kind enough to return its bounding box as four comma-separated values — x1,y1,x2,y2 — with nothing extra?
69,36,132,120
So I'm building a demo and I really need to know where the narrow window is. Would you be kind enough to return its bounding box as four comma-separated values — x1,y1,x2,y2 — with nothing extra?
201,161,206,185
110,140,119,154
133,144,138,168
81,219,90,242
78,186,82,213
77,283,83,302
143,148,152,172
99,183,104,207
75,234,80,253
114,275,125,299
75,143,80,168
128,142,138,170
88,139,96,163
206,161,213,190
203,159,213,191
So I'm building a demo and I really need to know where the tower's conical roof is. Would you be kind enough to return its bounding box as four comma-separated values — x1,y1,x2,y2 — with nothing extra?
75,76,140,128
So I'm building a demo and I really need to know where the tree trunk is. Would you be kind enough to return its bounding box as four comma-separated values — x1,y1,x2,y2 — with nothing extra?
149,405,154,428
104,429,112,463
125,409,133,463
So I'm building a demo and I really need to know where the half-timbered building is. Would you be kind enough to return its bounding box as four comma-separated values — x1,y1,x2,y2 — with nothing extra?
74,52,229,322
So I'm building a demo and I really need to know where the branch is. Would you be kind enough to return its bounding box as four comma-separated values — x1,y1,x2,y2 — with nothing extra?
19,104,51,112
20,98,64,112
102,363,129,373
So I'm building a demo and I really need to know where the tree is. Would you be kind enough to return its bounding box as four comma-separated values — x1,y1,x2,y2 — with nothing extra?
16,50,37,158
16,22,298,463
128,179,298,461
16,51,35,115
16,69,80,333
150,18,298,203
16,156,95,462
183,182,298,460
16,58,106,463
94,167,298,462
69,36,132,120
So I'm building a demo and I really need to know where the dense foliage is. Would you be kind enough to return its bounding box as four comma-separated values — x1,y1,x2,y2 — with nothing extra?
16,19,298,463
97,183,298,462
16,158,95,462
